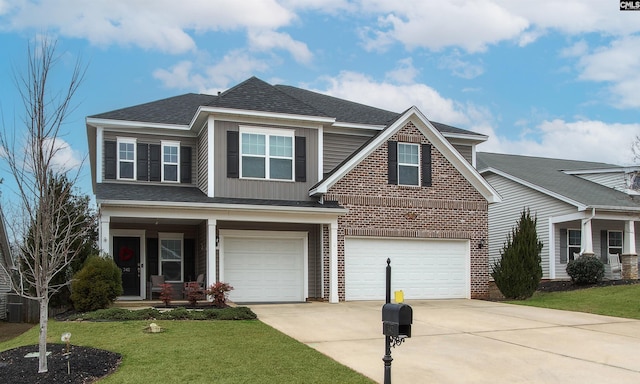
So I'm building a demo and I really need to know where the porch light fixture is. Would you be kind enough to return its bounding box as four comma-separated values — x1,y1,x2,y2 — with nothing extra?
478,239,486,249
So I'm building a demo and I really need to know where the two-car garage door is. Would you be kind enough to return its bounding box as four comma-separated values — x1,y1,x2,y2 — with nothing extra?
345,237,469,300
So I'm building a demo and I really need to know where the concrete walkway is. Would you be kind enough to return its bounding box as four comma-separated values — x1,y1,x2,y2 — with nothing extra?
249,299,640,383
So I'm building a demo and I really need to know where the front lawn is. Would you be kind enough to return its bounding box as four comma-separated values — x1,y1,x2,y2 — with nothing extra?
509,283,640,319
0,320,374,383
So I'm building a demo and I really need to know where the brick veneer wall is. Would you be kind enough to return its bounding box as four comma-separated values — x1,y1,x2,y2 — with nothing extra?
323,122,489,301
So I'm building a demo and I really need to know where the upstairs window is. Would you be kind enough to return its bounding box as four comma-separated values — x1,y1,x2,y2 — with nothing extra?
240,128,294,181
608,231,623,256
117,138,136,180
162,141,180,182
398,143,420,186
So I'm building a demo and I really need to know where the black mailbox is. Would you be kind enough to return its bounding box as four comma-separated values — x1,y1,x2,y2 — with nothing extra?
382,303,412,338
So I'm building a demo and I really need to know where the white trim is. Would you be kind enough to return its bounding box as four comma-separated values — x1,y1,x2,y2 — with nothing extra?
548,218,555,279
397,142,421,187
329,221,338,303
116,137,137,180
190,106,335,129
207,116,215,197
96,126,103,184
317,125,324,183
161,140,181,183
159,232,184,282
207,219,217,287
219,229,308,302
87,117,188,131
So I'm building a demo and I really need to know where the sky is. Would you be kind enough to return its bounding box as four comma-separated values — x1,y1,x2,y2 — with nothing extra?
1,0,640,202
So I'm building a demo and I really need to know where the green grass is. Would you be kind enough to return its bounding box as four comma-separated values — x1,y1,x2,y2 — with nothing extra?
509,284,640,319
0,320,374,383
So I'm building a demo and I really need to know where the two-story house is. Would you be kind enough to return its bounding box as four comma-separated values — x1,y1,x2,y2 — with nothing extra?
86,77,499,303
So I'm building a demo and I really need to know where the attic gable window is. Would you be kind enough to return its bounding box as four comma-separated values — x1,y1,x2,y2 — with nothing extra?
240,127,294,181
388,141,432,187
117,138,136,180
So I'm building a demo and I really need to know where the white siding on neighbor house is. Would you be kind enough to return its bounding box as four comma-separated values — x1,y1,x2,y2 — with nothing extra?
0,269,9,320
554,220,640,280
575,172,626,190
485,173,577,279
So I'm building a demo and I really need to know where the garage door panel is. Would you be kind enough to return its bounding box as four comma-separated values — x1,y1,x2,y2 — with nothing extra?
345,238,469,300
223,232,305,303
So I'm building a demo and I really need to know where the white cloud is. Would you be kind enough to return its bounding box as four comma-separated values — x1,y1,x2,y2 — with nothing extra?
384,58,418,84
576,36,640,108
479,119,640,165
46,137,83,171
2,0,296,53
438,51,484,79
153,50,270,93
314,71,484,127
247,29,313,64
560,40,589,58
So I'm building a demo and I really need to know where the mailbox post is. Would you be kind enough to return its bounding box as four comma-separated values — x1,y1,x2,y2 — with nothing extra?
382,258,412,384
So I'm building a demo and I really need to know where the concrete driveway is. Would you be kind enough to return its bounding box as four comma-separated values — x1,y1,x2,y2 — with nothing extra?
249,299,640,383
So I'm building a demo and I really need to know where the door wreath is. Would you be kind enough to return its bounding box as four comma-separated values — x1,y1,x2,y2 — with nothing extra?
119,246,134,262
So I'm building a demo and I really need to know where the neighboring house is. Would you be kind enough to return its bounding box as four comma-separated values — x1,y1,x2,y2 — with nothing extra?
86,77,499,303
0,205,14,320
477,152,640,281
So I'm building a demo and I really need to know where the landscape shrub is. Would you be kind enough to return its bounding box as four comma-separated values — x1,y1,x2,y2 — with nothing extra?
71,255,123,312
67,306,257,321
566,255,604,285
207,281,234,308
491,208,544,299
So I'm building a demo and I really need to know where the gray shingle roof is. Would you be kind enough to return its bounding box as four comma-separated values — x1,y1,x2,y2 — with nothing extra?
95,183,341,209
88,76,482,136
477,152,640,210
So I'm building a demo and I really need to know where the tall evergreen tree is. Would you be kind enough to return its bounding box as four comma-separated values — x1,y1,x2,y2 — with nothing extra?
491,208,543,299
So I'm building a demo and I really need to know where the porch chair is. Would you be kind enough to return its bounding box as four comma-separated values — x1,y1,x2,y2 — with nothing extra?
183,274,206,300
608,253,622,279
149,275,165,299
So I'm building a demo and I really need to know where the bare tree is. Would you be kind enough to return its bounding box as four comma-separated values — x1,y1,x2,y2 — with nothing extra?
0,37,88,373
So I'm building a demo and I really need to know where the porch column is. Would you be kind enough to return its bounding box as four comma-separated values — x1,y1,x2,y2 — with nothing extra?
99,215,110,256
329,220,339,303
207,219,217,287
581,217,594,256
621,220,638,279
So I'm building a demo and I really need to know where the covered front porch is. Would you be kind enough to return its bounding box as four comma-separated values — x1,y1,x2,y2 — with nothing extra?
550,210,639,280
97,202,344,303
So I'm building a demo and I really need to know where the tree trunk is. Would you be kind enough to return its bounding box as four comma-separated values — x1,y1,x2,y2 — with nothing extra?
38,297,49,373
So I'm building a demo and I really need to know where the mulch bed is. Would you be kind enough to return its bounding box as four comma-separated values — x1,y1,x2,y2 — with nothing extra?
537,279,640,293
0,344,121,384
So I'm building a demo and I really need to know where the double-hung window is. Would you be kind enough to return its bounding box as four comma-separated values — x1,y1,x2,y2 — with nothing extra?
117,138,136,180
397,143,420,186
568,229,581,261
159,233,183,282
608,231,623,256
240,128,294,181
162,141,180,182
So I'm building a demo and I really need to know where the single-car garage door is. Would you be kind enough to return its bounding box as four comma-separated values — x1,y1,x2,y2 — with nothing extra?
221,230,307,303
345,237,469,300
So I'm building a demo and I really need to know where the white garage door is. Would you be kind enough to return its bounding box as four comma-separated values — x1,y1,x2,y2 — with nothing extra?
345,237,469,300
221,230,306,303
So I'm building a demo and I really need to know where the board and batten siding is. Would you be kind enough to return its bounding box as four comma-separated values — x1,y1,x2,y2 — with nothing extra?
102,132,198,186
213,121,319,201
197,127,208,194
323,132,372,174
485,173,576,279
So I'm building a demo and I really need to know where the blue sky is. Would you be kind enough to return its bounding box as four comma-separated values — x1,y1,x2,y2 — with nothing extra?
1,1,640,201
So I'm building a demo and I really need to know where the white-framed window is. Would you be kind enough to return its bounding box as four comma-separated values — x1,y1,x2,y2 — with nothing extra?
240,127,294,181
117,138,136,180
397,143,420,186
162,141,180,182
159,233,183,282
608,230,623,256
568,229,581,262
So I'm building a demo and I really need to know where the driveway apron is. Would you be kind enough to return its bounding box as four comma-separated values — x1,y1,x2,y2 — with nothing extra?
249,299,640,383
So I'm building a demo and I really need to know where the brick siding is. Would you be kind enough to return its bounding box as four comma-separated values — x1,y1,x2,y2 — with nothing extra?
323,122,489,301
